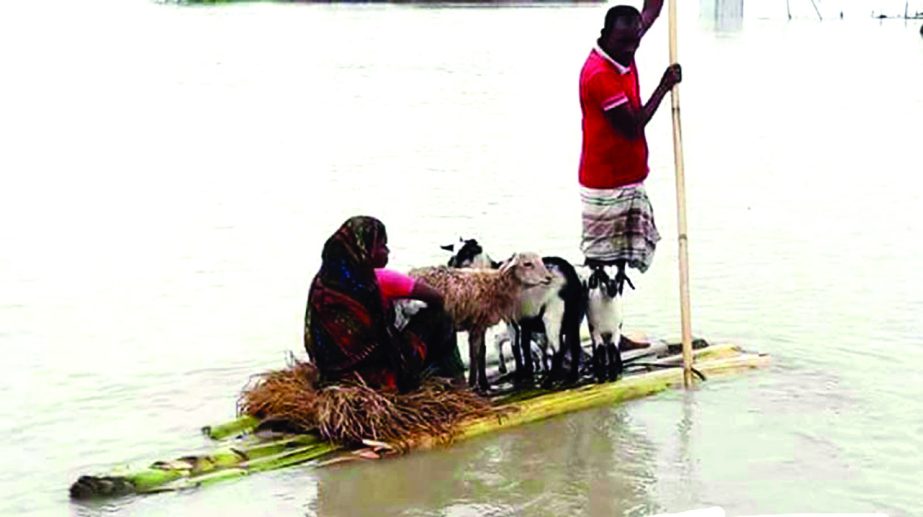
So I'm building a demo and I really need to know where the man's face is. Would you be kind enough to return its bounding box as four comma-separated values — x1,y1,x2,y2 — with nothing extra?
604,18,642,64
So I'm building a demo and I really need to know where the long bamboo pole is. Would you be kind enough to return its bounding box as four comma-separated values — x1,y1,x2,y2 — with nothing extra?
667,0,694,388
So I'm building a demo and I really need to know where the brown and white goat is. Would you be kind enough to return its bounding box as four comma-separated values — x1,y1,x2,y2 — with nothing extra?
408,252,553,391
441,239,587,385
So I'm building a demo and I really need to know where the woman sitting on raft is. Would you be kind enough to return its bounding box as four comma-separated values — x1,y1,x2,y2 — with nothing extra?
304,216,465,392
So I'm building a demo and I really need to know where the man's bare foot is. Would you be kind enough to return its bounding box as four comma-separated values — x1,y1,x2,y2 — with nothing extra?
619,335,650,351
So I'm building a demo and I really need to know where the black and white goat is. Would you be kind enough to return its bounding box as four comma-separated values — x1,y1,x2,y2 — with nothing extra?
440,238,501,269
442,239,586,384
584,266,625,382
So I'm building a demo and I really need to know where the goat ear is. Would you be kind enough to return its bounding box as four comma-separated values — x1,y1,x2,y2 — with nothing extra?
588,274,598,289
440,244,454,252
498,254,517,273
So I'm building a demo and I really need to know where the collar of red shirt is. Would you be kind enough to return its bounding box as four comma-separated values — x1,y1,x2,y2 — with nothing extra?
594,45,631,75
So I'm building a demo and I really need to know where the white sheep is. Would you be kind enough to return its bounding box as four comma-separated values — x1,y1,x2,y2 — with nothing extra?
408,252,553,391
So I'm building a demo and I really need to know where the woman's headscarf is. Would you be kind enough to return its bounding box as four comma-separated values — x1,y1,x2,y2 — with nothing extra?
304,216,410,385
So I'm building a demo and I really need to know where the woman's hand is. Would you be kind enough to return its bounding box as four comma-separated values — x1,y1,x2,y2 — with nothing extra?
409,281,444,309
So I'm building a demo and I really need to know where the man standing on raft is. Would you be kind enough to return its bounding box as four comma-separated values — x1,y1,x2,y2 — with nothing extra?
578,1,682,295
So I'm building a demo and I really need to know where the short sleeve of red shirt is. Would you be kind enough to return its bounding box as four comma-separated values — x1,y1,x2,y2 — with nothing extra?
375,269,416,304
587,69,629,112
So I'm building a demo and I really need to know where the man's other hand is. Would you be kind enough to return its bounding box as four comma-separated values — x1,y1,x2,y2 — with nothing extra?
661,63,682,89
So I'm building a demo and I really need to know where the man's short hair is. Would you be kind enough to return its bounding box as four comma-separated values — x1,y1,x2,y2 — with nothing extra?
601,5,642,39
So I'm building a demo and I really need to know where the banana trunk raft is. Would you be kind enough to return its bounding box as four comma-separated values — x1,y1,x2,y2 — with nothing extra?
69,342,769,500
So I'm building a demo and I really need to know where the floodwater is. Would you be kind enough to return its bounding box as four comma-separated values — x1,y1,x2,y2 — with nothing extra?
1,0,921,515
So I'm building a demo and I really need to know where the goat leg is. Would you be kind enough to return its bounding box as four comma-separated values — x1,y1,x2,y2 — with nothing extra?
543,349,564,389
508,323,525,381
607,342,623,381
467,332,478,388
496,335,507,375
593,344,607,383
474,331,490,392
589,325,606,383
544,311,567,384
519,325,535,385
566,329,582,385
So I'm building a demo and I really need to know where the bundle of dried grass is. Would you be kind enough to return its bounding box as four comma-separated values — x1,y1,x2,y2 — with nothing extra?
313,377,496,450
237,355,322,432
237,357,498,450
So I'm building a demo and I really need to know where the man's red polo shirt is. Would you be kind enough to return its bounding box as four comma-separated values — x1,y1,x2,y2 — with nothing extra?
578,47,649,189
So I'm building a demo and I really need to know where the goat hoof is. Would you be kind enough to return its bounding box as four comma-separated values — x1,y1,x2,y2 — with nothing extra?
513,379,533,390
607,368,622,382
593,365,606,384
562,374,580,387
513,373,535,388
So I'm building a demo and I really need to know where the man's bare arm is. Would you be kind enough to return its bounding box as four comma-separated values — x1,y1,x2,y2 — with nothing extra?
640,0,666,36
603,64,681,140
